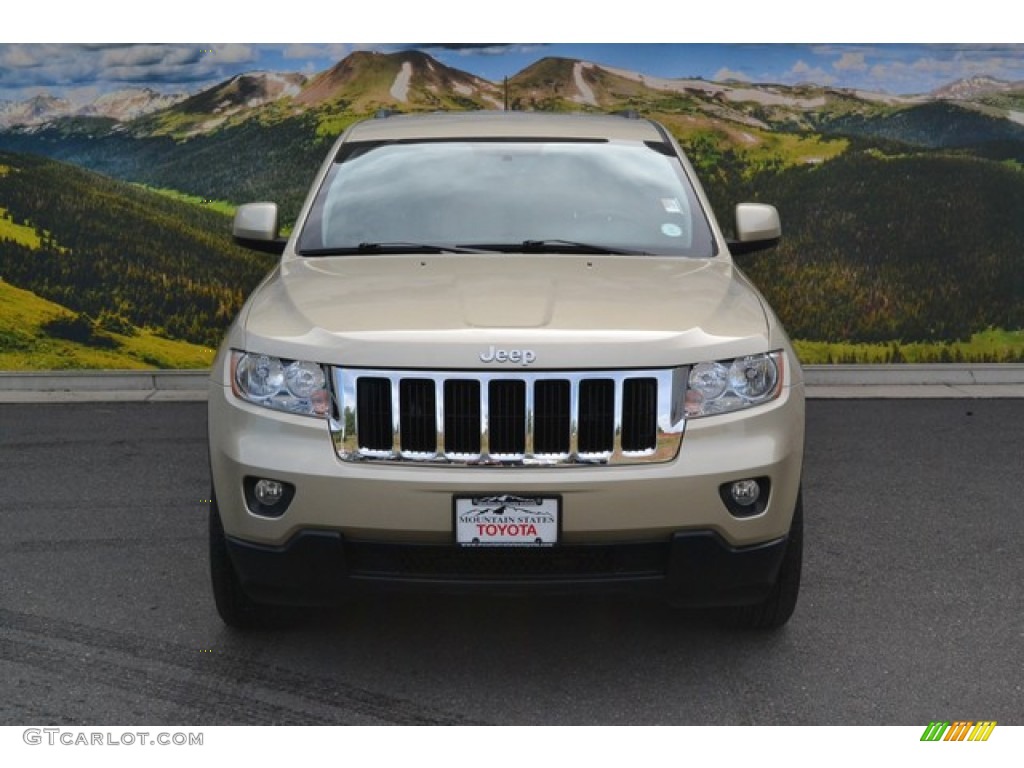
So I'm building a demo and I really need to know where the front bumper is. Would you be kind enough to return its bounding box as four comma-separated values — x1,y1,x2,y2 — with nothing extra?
208,372,804,550
224,527,790,606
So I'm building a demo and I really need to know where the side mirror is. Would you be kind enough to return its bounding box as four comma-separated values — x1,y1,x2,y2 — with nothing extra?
233,202,286,254
729,203,781,255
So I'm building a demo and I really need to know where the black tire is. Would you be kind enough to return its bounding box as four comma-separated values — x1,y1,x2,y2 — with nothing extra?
209,492,282,629
721,489,803,630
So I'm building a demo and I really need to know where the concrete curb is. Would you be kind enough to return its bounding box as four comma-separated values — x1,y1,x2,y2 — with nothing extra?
801,363,1024,386
1,365,1023,403
802,363,1024,399
0,370,208,401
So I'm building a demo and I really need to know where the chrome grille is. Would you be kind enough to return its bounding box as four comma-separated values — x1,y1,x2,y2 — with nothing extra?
330,367,688,466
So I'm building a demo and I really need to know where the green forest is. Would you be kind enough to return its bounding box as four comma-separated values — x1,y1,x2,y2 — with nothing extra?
742,149,1024,344
0,151,274,351
0,114,326,225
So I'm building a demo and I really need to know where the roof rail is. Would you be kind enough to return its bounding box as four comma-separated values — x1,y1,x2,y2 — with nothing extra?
374,108,400,119
611,109,641,119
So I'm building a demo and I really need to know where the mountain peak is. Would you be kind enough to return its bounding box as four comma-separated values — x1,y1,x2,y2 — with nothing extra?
294,49,500,111
931,75,1017,100
0,94,72,128
172,71,306,116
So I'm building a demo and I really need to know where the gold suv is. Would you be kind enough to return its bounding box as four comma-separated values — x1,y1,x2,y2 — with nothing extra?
209,111,805,629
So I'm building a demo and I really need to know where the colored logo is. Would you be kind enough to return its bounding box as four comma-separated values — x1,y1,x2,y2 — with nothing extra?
920,721,996,742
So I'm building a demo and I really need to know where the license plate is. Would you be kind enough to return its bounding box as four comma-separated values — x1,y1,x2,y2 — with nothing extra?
455,495,559,547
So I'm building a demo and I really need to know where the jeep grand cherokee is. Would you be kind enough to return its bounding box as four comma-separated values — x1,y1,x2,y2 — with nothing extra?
208,111,805,629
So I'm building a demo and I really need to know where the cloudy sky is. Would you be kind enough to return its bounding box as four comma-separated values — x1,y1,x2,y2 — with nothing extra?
2,1,1018,103
2,43,1023,104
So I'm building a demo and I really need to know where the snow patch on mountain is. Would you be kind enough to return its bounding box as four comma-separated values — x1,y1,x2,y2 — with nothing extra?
932,76,1019,100
390,61,413,102
83,88,185,120
185,116,227,137
0,95,72,128
264,72,303,98
721,87,826,109
0,88,185,128
851,89,921,105
599,64,830,108
572,61,597,106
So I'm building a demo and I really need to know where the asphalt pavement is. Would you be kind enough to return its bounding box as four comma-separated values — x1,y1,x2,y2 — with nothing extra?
0,400,1021,725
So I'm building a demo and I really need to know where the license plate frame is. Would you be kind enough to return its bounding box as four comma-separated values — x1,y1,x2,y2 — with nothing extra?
454,494,560,547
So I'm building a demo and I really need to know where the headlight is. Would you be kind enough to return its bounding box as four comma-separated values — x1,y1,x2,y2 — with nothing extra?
231,351,330,417
685,352,783,417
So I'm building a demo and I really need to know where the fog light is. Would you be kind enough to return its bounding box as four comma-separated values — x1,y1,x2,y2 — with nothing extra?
243,476,295,518
730,479,761,507
254,479,285,506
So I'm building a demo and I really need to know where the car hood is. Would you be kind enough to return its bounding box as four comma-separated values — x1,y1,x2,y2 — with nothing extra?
240,254,774,369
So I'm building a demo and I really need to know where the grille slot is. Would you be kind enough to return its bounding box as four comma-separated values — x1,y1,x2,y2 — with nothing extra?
622,377,658,452
399,379,436,454
488,380,526,456
578,379,615,454
356,377,392,452
444,380,481,455
533,380,570,455
333,367,686,466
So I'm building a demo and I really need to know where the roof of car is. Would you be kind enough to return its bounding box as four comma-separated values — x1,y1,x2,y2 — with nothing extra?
341,110,667,143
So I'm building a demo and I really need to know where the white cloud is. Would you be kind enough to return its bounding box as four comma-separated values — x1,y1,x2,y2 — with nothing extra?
713,67,751,82
439,44,544,58
207,44,257,65
283,43,350,61
0,43,255,96
863,52,1024,92
64,84,101,108
787,60,835,85
834,52,867,72
0,46,41,68
869,63,892,81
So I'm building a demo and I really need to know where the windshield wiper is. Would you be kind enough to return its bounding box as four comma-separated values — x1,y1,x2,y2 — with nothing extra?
300,242,489,256
460,239,652,255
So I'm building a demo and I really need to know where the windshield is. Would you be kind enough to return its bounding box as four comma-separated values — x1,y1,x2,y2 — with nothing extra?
297,138,716,257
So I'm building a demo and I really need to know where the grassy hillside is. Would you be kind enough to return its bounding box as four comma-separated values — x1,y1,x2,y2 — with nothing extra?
0,114,326,225
136,184,238,217
0,151,274,350
0,279,213,369
0,206,45,248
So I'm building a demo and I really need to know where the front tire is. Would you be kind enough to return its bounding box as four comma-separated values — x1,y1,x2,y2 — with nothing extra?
209,492,280,629
721,489,803,630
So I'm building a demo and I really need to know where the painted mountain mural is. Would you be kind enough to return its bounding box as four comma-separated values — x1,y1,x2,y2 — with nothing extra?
1,47,1023,369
